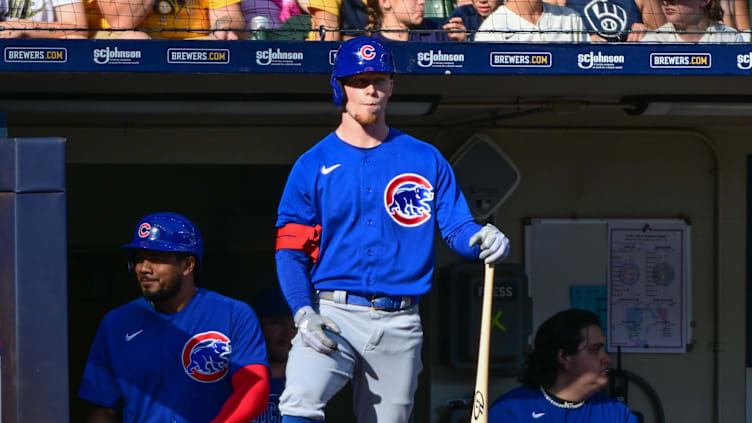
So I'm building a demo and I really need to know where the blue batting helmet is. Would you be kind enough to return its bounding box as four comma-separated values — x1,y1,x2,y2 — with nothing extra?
122,212,204,263
331,36,396,106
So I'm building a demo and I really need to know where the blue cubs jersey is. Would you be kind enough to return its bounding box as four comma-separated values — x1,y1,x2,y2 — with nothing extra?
252,377,284,422
276,129,480,307
566,0,641,41
79,289,269,423
489,386,639,423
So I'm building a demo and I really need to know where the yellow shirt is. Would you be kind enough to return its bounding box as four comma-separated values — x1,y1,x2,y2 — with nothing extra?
306,0,365,40
86,0,240,39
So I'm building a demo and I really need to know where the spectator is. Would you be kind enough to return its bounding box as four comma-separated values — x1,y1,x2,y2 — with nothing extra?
85,0,245,39
548,0,665,41
251,286,296,423
302,0,368,40
0,0,86,38
366,0,452,41
79,212,270,423
474,0,589,42
489,309,637,423
446,0,501,40
720,0,749,33
640,0,744,41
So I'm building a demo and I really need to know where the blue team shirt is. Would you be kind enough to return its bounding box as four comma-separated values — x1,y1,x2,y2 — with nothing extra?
276,128,480,311
566,0,641,41
489,385,639,423
79,289,269,423
450,5,484,40
252,377,284,422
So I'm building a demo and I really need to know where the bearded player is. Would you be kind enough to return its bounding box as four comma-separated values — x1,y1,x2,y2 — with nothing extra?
79,212,270,423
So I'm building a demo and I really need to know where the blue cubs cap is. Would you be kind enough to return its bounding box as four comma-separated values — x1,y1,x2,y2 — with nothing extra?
331,36,396,106
122,212,204,263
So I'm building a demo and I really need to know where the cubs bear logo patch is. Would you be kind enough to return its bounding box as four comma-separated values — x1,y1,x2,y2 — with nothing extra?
384,173,434,227
182,331,231,383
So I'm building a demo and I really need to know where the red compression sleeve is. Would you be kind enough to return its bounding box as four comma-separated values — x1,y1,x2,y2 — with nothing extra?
275,223,322,262
209,364,270,423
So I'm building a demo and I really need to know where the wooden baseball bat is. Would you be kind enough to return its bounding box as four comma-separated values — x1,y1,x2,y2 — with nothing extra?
471,263,495,423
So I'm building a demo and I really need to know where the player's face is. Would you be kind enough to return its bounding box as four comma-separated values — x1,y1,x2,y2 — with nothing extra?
472,0,499,18
662,0,708,27
391,0,425,26
563,325,610,392
342,72,393,126
261,315,297,364
132,250,191,302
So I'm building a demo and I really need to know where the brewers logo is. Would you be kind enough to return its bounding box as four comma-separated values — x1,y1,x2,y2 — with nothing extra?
182,331,231,383
384,173,434,227
138,223,152,238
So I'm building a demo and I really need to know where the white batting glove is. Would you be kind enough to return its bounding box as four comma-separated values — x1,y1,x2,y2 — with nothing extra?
294,306,341,354
469,223,510,264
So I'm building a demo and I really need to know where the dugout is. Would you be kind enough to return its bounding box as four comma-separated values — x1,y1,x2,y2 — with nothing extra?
1,40,752,423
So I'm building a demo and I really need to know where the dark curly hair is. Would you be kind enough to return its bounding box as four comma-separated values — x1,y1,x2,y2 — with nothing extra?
706,0,723,22
365,0,382,34
520,309,602,388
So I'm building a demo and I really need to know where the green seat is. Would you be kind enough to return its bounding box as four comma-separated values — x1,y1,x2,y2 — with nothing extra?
267,14,312,40
424,0,455,18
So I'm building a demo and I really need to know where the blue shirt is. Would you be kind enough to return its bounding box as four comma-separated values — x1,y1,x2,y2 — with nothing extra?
276,128,480,313
566,0,641,41
252,377,284,422
489,385,639,423
79,289,269,423
450,4,483,40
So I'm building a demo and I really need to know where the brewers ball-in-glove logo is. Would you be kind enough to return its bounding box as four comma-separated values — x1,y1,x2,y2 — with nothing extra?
583,0,628,41
182,331,231,383
384,173,434,227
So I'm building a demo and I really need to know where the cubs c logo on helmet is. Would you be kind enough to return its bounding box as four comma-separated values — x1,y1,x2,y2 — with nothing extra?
181,331,231,383
138,223,151,238
360,45,376,61
384,173,434,227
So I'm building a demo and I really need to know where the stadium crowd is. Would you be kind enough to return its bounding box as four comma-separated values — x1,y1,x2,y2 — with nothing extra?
0,0,748,42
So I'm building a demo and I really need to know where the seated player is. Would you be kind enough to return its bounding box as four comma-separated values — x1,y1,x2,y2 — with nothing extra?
252,286,296,423
79,212,270,423
474,0,589,42
489,309,638,423
640,0,744,41
85,0,245,39
1,0,86,38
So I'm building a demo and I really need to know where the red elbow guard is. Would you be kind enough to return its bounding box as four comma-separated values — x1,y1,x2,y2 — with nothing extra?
275,223,322,262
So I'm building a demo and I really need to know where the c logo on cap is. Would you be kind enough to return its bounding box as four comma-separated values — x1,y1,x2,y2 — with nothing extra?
138,223,151,238
360,45,376,60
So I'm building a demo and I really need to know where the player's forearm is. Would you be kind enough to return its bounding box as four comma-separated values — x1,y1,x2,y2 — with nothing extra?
210,364,270,423
276,249,314,315
444,220,483,259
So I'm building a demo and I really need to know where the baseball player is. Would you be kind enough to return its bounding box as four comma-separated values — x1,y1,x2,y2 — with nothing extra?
489,309,638,422
79,212,270,423
274,36,510,423
252,286,297,423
